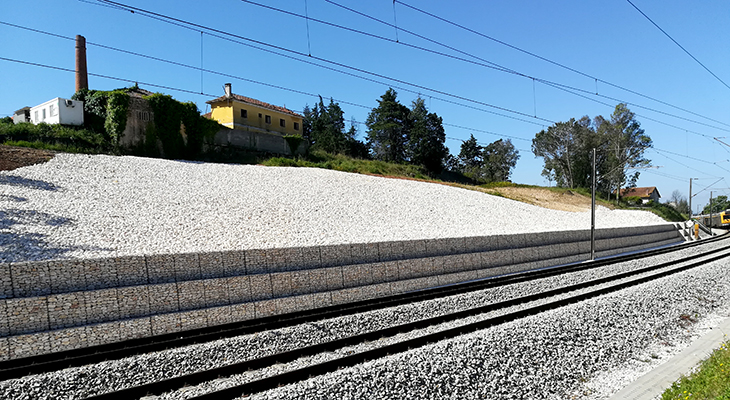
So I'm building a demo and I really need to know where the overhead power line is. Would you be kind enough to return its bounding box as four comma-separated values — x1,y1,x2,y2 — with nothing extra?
393,0,730,128
0,19,546,143
241,0,730,134
0,54,537,146
94,0,555,126
625,0,730,91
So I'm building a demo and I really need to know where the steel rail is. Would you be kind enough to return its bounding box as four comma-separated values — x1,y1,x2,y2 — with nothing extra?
85,240,730,399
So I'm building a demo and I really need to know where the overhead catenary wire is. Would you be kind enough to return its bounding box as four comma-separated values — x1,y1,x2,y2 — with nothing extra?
90,0,555,126
625,0,730,91
0,56,219,98
320,0,730,135
393,0,730,129
89,0,730,145
0,20,546,141
0,54,539,149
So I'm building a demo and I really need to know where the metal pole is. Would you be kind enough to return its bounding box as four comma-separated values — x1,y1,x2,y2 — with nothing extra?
689,178,693,220
591,148,596,261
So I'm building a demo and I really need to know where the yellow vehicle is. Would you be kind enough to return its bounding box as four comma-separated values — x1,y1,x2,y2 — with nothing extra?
694,209,730,228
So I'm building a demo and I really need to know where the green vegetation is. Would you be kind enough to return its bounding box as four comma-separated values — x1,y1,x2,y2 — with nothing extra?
662,340,730,400
0,120,109,154
702,195,730,215
262,150,431,180
646,201,685,222
72,88,130,148
532,104,652,198
455,134,520,183
283,134,305,155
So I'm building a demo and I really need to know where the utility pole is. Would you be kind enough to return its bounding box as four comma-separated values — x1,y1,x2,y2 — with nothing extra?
689,178,694,220
710,191,714,233
591,148,596,261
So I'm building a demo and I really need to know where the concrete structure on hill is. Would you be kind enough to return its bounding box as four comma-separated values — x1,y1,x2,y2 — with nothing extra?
118,87,155,149
206,83,305,155
12,107,31,124
28,98,84,126
617,186,661,204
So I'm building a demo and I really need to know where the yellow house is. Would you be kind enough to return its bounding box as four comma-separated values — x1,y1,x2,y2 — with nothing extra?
207,83,303,136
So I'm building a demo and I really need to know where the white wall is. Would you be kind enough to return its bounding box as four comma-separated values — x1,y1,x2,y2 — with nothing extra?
30,98,84,126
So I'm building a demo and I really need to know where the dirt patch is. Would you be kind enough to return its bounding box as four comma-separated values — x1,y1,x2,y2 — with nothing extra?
483,187,598,212
0,145,56,171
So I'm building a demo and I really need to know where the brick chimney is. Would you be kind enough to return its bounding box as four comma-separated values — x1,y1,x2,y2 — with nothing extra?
75,35,88,92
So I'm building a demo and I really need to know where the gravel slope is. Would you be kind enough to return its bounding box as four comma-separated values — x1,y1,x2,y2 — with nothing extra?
0,153,668,263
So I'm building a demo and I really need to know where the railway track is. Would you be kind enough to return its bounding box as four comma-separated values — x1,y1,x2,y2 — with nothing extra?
0,235,706,381
63,235,727,400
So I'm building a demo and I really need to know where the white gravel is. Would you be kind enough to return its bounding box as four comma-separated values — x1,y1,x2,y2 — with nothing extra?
0,153,668,263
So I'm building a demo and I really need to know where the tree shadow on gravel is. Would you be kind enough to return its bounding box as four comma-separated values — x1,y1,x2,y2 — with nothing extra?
0,209,112,263
0,175,59,191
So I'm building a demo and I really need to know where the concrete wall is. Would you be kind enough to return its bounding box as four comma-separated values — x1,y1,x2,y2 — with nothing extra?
213,126,306,155
0,224,682,361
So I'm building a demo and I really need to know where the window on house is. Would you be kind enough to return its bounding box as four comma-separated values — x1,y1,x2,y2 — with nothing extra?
294,122,300,131
279,119,285,127
258,113,262,118
241,109,247,118
42,109,46,120
49,104,56,116
265,115,271,124
34,111,38,122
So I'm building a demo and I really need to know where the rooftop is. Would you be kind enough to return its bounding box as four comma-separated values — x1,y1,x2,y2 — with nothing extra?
207,93,302,118
618,186,660,198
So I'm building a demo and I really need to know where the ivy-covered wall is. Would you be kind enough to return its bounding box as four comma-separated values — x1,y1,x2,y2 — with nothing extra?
72,86,221,159
72,88,129,148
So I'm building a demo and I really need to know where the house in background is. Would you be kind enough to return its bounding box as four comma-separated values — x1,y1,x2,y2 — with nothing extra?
617,186,661,204
12,107,31,124
206,83,306,155
28,98,84,126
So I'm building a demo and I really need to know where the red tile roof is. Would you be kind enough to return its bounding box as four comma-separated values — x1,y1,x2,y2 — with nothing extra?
617,186,660,199
206,93,302,118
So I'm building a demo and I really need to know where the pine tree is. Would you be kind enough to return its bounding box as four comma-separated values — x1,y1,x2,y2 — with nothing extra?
366,88,411,163
407,97,447,175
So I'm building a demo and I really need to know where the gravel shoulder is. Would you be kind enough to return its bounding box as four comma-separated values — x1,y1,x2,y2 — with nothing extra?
1,152,668,263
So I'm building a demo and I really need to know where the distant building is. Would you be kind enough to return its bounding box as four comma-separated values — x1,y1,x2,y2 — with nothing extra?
12,107,31,124
616,186,661,204
207,83,303,136
206,83,305,155
29,98,84,126
118,86,155,149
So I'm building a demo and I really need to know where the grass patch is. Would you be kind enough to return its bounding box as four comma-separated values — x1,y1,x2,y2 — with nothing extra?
3,140,102,154
661,340,730,399
262,151,432,180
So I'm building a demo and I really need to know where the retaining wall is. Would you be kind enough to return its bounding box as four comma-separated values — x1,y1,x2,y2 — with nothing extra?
0,224,683,361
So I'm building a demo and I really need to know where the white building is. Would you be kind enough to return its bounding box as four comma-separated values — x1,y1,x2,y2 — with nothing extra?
29,98,84,126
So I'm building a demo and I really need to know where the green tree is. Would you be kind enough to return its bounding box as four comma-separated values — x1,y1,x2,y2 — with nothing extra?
595,104,652,200
457,134,482,173
304,97,367,157
482,139,520,182
344,118,370,159
366,88,411,163
407,97,448,175
702,195,730,214
531,117,595,189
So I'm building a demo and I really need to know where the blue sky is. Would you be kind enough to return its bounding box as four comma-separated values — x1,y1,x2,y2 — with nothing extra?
2,0,729,212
